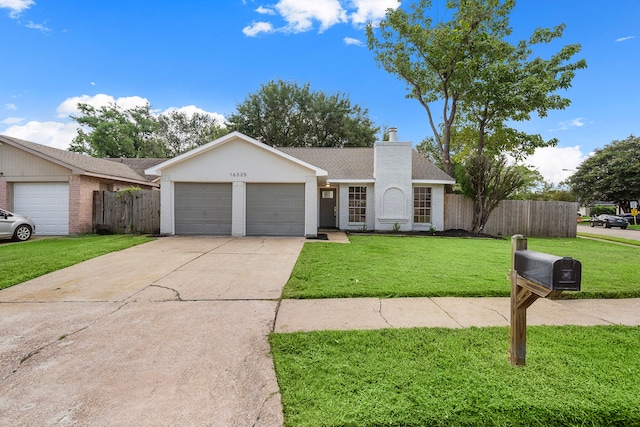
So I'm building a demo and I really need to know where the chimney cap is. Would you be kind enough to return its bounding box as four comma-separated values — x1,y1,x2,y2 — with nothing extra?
388,127,398,142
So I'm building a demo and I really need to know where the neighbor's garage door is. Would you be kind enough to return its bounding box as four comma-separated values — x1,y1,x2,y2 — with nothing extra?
174,183,232,235
246,183,305,236
14,182,69,235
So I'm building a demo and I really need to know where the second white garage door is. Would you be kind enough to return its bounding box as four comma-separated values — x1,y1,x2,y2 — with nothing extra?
174,183,232,235
13,182,69,235
246,183,305,236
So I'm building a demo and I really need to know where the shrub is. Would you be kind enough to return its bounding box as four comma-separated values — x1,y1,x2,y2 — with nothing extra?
591,205,616,216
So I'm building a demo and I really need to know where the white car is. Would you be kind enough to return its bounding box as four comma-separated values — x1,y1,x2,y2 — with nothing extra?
0,208,36,241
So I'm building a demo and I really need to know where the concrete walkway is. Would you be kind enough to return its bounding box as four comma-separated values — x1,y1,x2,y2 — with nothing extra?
275,297,640,332
0,236,303,426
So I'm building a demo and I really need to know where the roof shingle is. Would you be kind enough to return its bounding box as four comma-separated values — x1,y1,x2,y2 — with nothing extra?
278,147,453,182
0,135,160,184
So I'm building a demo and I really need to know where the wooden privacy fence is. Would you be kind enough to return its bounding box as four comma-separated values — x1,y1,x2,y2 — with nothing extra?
93,190,160,235
444,194,578,238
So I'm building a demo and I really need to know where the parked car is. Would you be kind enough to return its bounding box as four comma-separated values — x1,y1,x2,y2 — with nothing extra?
0,208,36,241
589,214,628,229
622,213,640,225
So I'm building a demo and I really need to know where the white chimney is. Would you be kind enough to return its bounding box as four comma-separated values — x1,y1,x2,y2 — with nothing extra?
388,127,398,142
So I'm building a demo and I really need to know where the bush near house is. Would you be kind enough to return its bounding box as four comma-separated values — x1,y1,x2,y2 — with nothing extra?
590,205,617,216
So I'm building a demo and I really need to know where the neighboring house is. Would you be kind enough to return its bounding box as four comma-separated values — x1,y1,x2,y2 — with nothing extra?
0,135,161,235
146,129,455,238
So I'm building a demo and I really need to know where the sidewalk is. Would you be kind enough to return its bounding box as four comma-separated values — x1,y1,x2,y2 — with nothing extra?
275,297,640,333
278,230,640,333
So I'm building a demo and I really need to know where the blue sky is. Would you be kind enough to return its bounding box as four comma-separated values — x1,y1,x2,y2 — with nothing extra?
1,0,638,184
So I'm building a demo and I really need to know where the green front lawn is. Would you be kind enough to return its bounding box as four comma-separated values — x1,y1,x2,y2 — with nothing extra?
0,235,154,289
271,325,640,426
284,235,640,299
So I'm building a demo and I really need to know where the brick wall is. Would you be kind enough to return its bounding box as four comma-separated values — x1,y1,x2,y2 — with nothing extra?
69,175,101,234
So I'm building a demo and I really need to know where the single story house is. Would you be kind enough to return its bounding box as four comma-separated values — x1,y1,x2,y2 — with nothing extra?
0,135,160,235
146,129,455,238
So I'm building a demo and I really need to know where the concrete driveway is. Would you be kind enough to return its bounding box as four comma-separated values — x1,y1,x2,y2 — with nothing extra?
0,236,304,426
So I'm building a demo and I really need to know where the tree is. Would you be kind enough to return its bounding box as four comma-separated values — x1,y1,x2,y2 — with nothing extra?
566,135,640,213
367,0,515,177
70,103,165,158
157,110,228,157
368,0,586,233
457,154,524,233
226,80,379,147
70,103,229,158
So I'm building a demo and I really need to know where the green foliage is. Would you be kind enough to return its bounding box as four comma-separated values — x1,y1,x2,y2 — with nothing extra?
157,110,229,157
69,103,228,158
567,135,640,212
284,235,640,299
368,0,585,231
70,103,165,158
458,155,524,233
367,0,584,177
271,325,640,426
590,205,617,216
227,79,379,147
0,235,154,289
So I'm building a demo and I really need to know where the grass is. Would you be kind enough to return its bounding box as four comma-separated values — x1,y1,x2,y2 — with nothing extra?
578,231,640,247
270,325,640,426
283,235,640,299
0,234,154,289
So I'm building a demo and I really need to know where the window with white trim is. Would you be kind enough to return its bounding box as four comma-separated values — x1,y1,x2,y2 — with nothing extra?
413,187,432,223
348,186,367,222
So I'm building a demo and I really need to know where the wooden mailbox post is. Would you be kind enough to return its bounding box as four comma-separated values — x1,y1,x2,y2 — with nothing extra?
510,235,582,366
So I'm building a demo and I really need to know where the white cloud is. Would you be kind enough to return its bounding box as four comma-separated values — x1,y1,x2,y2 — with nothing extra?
24,20,50,32
3,120,79,150
242,21,274,37
524,145,586,185
56,94,150,118
275,0,347,33
554,117,585,131
343,36,363,46
5,103,17,110
0,0,34,18
1,117,23,125
244,0,399,35
256,6,275,15
2,94,228,150
160,105,226,125
615,36,635,42
349,0,399,25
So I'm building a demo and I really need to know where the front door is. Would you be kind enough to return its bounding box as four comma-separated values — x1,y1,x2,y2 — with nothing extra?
319,188,337,228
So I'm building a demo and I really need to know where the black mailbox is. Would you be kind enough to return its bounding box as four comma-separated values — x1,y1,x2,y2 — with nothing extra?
514,250,581,291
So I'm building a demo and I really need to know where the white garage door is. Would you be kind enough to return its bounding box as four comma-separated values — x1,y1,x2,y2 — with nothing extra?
14,183,69,235
246,184,305,236
174,183,232,235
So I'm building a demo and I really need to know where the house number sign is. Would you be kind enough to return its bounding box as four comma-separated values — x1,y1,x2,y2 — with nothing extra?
230,172,247,177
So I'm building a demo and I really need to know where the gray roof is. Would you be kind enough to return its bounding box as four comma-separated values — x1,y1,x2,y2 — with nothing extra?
278,147,454,182
0,134,159,185
105,158,165,181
